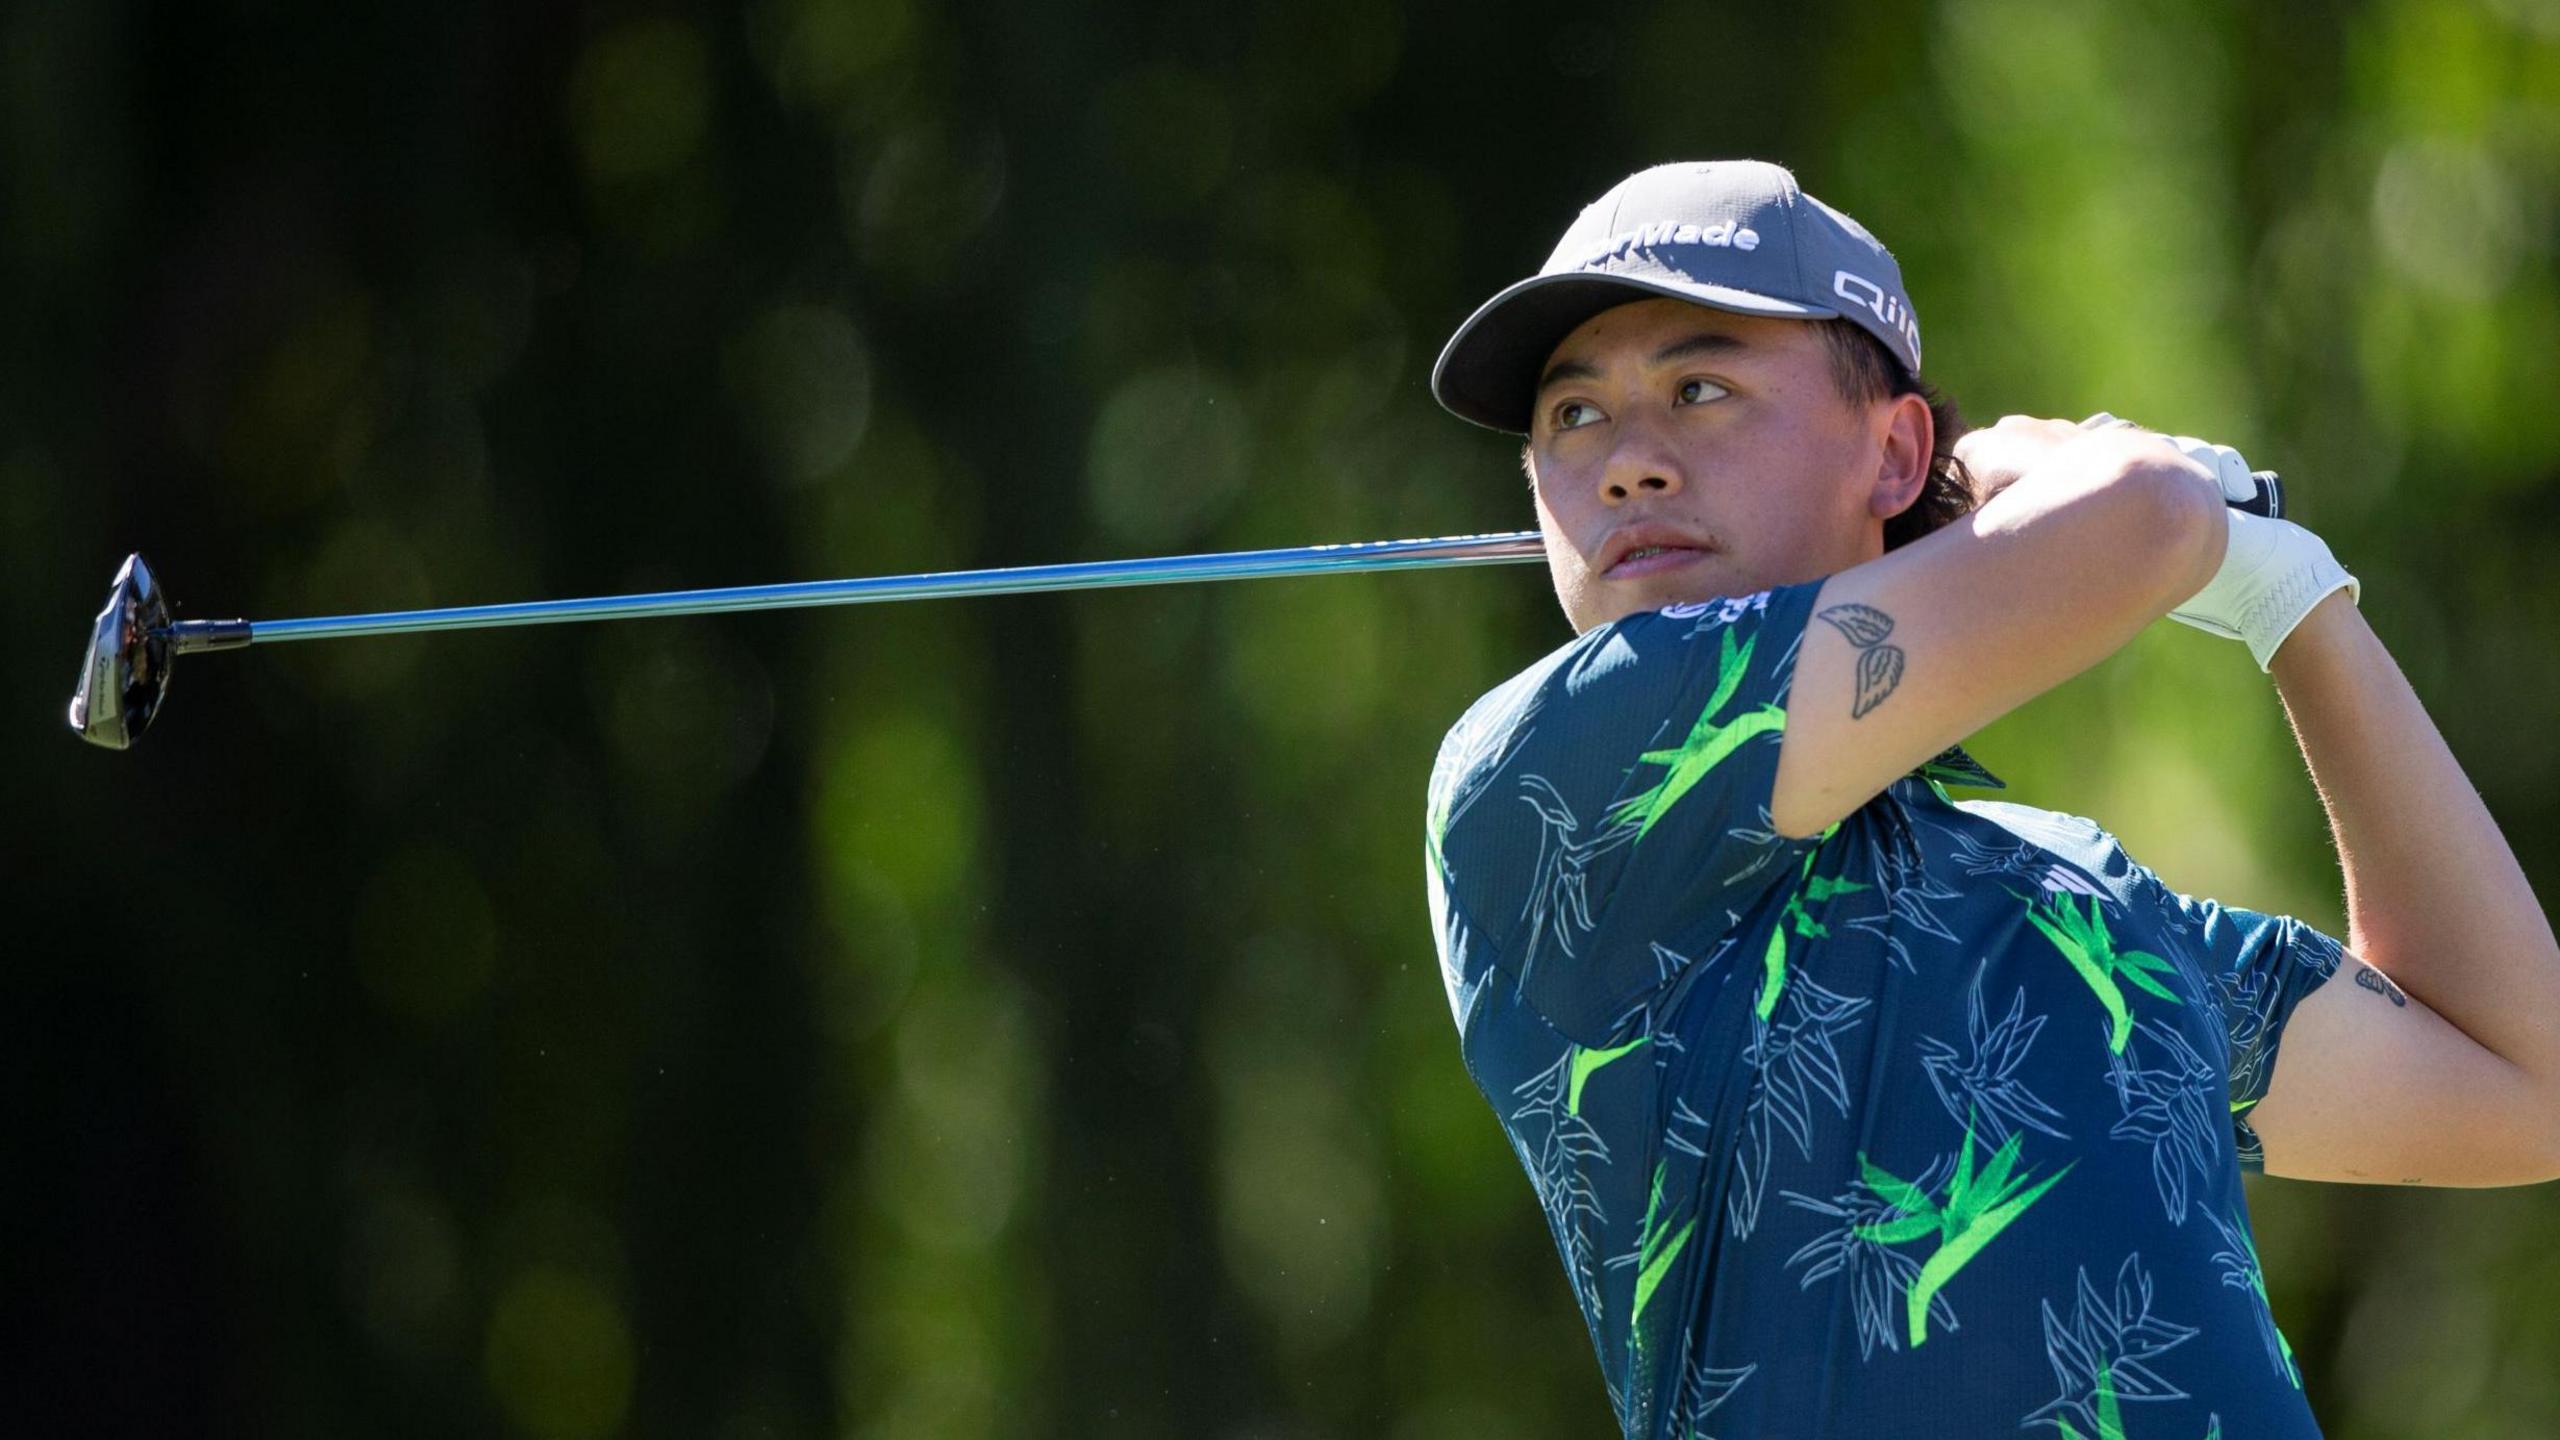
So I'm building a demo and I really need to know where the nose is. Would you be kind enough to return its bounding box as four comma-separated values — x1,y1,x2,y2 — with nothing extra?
1595,415,1684,506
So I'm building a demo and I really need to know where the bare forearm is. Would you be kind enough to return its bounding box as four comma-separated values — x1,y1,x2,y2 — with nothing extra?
2268,590,2560,1079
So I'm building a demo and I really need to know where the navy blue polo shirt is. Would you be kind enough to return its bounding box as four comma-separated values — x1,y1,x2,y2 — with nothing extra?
1424,576,2340,1439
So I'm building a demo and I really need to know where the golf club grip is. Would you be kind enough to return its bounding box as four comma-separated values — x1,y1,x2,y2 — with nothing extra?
2236,470,2283,520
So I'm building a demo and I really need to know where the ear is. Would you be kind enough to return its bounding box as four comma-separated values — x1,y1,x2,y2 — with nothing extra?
1867,391,1934,520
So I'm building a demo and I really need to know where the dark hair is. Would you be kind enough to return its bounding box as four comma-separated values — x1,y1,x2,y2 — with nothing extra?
1814,318,1976,552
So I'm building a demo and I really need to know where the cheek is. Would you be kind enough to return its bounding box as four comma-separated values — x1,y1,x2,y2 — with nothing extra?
1530,456,1597,522
1529,475,1569,538
1528,491,1597,617
1534,501,1578,570
1532,490,1589,565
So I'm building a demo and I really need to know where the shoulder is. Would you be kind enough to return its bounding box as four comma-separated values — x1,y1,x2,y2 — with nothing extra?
1430,581,1822,788
1940,799,2331,970
1942,797,2157,908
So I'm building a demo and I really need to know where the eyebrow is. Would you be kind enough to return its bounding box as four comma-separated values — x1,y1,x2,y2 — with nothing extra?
1535,331,1751,397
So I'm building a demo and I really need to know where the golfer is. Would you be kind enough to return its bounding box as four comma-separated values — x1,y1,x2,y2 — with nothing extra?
1422,160,2560,1438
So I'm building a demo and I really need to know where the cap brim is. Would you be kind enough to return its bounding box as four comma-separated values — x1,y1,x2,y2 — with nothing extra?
1430,273,1839,434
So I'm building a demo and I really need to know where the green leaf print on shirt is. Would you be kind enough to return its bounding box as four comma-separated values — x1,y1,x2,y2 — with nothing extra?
2020,890,2183,1054
1629,1160,1698,1327
2055,1375,2224,1440
1853,1116,2075,1347
1607,626,1787,843
2056,1360,2127,1440
1759,845,1870,1020
1566,1035,1650,1117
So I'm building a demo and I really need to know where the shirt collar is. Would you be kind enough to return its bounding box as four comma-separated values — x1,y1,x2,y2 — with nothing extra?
1908,742,2005,792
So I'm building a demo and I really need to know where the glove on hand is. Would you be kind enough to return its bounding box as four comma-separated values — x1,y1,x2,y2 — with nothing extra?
2079,413,2360,671
2169,508,2360,672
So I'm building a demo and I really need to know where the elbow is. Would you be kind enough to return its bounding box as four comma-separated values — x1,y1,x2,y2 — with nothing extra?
2111,448,2227,614
2485,1067,2560,1185
2527,1084,2560,1184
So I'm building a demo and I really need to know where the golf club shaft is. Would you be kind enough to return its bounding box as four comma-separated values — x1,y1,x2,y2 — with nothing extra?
164,531,1548,651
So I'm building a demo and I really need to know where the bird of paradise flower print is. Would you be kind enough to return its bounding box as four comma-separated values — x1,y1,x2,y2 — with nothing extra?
1426,583,2338,1437
2027,1253,2200,1438
1627,1159,1696,1328
1758,843,1867,1020
2207,1207,2301,1388
1917,963,2072,1147
2020,889,2185,1054
1853,1114,2075,1347
1607,624,1786,843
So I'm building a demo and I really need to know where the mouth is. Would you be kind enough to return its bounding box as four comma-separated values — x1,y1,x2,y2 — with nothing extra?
1601,540,1712,579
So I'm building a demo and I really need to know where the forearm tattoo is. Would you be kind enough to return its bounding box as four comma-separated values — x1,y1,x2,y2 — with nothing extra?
1816,603,1905,719
2355,965,2409,1007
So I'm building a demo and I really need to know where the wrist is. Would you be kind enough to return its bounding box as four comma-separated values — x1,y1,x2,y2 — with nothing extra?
2267,586,2364,682
2166,510,2361,670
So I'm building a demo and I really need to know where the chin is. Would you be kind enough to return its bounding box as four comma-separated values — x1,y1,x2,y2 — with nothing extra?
1567,569,1756,632
1563,586,1667,633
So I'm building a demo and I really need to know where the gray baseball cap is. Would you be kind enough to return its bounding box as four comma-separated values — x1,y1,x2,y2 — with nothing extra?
1431,160,1923,433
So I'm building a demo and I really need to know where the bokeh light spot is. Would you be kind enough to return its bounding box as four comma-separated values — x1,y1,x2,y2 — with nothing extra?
1093,66,1233,210
868,972,1040,1251
2372,137,2527,301
483,1267,636,1440
750,0,917,114
353,843,499,1023
589,621,779,817
284,520,436,700
569,20,714,183
813,710,982,908
847,121,1008,289
1085,365,1250,548
724,304,874,485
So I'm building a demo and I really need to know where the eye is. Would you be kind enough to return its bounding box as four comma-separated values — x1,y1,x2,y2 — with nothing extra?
1676,377,1729,405
1550,399,1604,432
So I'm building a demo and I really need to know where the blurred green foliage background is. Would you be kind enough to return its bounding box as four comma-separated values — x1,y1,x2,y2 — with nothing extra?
8,0,2560,1435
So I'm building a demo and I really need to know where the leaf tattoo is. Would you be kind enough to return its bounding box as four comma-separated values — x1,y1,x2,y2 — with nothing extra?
1816,603,1906,718
2355,966,2408,1007
1855,647,1906,717
1818,602,1895,647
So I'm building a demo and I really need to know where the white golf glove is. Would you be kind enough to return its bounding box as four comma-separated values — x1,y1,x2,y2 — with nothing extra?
2081,413,2360,671
2170,508,2360,671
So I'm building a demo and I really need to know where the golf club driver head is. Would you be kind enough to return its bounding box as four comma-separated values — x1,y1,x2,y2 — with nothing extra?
69,553,175,750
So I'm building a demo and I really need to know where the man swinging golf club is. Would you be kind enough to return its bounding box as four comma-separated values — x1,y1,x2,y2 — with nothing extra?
1423,160,2560,1438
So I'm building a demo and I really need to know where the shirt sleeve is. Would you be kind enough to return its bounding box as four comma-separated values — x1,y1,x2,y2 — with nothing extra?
2157,888,2350,1171
1426,578,1827,1043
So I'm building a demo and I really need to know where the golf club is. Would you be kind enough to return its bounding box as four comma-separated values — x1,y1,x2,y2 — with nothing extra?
66,467,2283,752
68,531,1549,750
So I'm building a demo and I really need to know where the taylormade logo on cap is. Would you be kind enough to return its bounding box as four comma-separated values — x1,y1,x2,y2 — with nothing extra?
1577,220,1763,266
1430,160,1925,434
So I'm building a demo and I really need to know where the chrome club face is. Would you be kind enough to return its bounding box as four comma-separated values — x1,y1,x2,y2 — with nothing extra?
69,553,175,750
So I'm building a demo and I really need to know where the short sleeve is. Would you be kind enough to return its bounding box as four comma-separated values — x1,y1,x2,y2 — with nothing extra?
2159,889,2349,1171
1425,579,1826,1042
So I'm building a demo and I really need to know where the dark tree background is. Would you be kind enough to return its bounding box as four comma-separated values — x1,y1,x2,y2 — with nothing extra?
9,0,2560,1435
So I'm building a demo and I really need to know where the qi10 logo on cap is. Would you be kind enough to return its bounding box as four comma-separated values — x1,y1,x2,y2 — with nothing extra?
1834,271,1922,366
